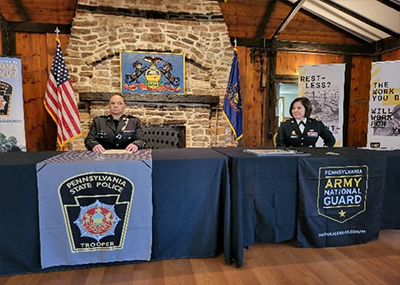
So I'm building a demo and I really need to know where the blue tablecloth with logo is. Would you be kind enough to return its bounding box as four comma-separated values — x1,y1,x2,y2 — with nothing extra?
36,151,153,268
0,149,229,276
213,147,399,267
0,148,398,274
296,148,387,248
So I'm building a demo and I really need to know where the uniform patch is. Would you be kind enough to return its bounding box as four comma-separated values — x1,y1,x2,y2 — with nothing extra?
307,130,318,137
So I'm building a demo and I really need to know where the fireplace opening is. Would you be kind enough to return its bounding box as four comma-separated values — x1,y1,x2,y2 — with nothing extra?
142,125,186,149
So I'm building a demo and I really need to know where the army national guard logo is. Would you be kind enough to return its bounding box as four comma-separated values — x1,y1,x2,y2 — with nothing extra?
318,166,368,223
59,172,134,252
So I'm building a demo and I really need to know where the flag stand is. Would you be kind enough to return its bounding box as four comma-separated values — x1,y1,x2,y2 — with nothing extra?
227,131,236,147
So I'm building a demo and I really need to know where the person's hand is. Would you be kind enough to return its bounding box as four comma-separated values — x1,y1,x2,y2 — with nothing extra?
92,144,105,153
126,143,139,153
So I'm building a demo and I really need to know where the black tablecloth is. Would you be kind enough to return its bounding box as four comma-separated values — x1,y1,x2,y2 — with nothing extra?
296,148,387,248
213,147,400,267
0,149,229,276
213,147,299,267
1,148,398,274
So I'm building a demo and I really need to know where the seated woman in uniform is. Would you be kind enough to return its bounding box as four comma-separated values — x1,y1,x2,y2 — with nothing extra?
276,97,335,147
85,94,146,153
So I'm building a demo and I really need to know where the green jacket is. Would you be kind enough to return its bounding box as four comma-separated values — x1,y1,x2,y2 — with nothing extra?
85,114,146,150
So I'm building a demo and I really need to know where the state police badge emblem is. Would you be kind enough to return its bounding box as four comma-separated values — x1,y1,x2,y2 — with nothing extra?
59,172,134,252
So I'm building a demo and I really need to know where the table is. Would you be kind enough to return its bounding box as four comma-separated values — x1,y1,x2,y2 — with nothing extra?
213,147,400,267
0,149,229,276
213,147,300,267
1,148,398,274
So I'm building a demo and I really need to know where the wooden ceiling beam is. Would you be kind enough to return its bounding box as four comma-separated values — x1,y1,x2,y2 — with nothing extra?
377,0,400,12
255,0,278,40
12,0,31,22
0,12,8,29
7,22,71,34
272,0,306,39
233,37,376,55
319,0,399,38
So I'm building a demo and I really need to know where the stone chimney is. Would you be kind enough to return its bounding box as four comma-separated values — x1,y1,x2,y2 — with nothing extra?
66,0,234,149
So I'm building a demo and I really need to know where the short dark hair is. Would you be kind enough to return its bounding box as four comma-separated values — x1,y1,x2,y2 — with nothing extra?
289,97,312,118
109,94,126,104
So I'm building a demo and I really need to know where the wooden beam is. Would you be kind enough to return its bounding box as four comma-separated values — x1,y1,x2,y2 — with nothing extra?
80,93,220,105
7,22,70,34
12,0,31,22
0,13,16,56
375,36,400,55
234,38,375,55
343,54,352,147
273,40,375,55
0,12,7,30
377,0,400,12
255,0,278,40
319,0,399,38
272,0,306,39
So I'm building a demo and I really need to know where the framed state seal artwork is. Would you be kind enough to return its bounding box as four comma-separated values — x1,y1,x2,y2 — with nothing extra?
120,50,185,94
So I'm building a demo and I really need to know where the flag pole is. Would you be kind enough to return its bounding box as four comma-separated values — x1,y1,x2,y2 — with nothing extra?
227,38,237,148
54,27,66,151
55,26,60,39
213,102,219,147
45,27,81,151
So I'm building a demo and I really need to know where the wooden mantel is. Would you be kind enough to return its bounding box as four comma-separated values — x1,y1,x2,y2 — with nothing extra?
79,93,220,105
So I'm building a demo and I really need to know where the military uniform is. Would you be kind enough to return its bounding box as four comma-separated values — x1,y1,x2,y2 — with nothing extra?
276,118,335,147
85,114,146,151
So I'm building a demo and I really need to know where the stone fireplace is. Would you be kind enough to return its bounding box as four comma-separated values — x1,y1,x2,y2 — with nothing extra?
65,0,234,150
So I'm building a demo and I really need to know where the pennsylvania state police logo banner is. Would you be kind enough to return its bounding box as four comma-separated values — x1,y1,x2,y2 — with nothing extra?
297,155,386,248
59,172,134,252
37,151,152,268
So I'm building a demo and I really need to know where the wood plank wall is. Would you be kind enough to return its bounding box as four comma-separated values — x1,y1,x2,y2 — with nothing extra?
347,56,372,146
14,32,69,151
1,32,399,150
237,46,266,147
237,49,399,147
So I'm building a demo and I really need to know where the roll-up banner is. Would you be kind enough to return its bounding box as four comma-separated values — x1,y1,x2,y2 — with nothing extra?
0,56,26,152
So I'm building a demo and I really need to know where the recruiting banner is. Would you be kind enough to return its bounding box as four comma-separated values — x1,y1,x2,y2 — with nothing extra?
0,57,26,152
297,155,386,248
298,64,345,146
367,60,400,148
36,150,152,268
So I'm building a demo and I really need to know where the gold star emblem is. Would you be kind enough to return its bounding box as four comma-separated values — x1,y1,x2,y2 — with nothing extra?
339,210,346,217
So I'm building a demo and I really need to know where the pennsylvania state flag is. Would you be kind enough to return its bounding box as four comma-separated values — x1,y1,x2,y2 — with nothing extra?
223,50,243,142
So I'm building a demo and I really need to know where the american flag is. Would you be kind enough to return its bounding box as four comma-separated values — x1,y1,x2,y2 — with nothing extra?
44,39,81,147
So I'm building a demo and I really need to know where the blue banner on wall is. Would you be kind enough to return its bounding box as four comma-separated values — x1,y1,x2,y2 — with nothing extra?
36,150,152,268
